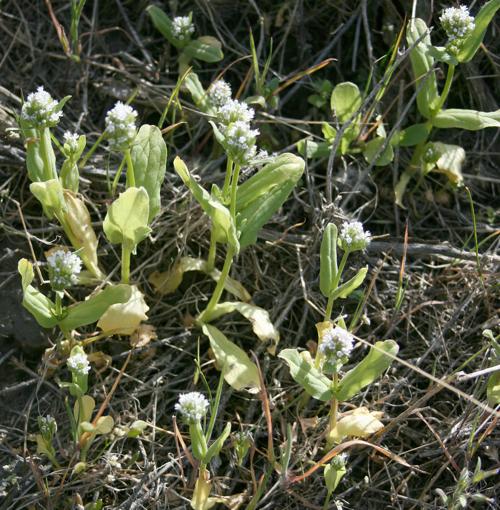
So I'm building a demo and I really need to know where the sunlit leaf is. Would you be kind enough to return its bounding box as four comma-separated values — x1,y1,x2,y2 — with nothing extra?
204,422,231,464
363,137,394,166
398,123,430,147
184,36,224,63
432,109,500,131
336,340,398,401
95,415,114,434
429,142,465,185
328,407,384,443
330,82,362,122
146,5,182,48
191,468,213,510
487,372,500,405
278,348,334,401
184,72,209,111
30,179,66,219
202,324,261,393
74,395,95,425
320,223,338,298
330,267,368,301
131,125,168,222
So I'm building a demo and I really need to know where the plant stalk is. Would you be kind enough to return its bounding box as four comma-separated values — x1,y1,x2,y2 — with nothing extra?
204,247,234,316
121,246,131,284
125,148,135,187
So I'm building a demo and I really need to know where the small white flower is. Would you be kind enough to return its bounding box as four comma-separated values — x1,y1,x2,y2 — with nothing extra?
222,120,259,164
172,15,195,41
440,5,475,44
21,86,63,128
46,250,82,290
63,131,80,153
175,392,209,422
67,350,90,375
319,326,354,361
218,99,255,125
105,101,138,150
208,80,232,109
339,220,371,252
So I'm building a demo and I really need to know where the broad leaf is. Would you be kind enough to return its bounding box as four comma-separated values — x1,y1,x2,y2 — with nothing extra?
97,285,149,335
184,72,209,111
184,36,224,63
406,18,439,118
320,223,338,298
330,82,362,122
204,422,231,464
200,301,279,353
74,395,95,425
149,257,251,302
457,0,500,63
30,179,66,219
278,348,334,401
236,153,304,248
398,123,430,147
191,468,213,510
202,324,261,393
336,340,398,401
487,372,500,405
330,267,368,300
103,187,151,252
95,415,114,434
432,109,500,131
146,5,182,48
131,125,168,222
363,137,394,166
18,258,57,328
23,126,56,182
324,462,346,494
428,142,465,185
62,191,103,279
297,139,331,159
174,157,239,252
59,284,132,331
328,407,384,443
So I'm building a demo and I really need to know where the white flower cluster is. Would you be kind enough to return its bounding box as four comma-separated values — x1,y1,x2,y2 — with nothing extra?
38,415,57,438
67,350,90,375
172,16,195,41
21,86,63,128
440,5,475,51
63,131,80,153
105,101,138,150
319,326,354,363
222,121,259,162
175,392,209,422
339,220,371,252
218,99,255,125
46,250,81,290
207,80,232,109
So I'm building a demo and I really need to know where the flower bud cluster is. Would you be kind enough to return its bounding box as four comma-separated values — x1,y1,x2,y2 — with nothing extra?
207,80,232,109
440,5,475,53
319,326,354,370
105,102,138,150
67,349,91,376
47,250,81,290
338,220,371,252
63,131,80,154
21,86,63,128
172,16,195,41
175,392,209,422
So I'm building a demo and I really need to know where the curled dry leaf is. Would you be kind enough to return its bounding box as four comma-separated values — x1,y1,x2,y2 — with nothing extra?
87,351,112,372
327,407,385,444
130,324,157,348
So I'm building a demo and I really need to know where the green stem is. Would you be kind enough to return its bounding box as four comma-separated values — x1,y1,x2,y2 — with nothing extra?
204,247,235,316
79,133,104,169
207,229,217,272
121,246,131,284
111,155,126,195
125,148,135,187
327,373,339,436
222,158,234,200
433,64,455,115
229,164,241,218
55,292,63,317
38,127,56,180
205,370,225,443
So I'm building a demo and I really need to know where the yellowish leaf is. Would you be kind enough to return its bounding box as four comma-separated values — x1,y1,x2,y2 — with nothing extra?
328,407,384,444
130,324,157,348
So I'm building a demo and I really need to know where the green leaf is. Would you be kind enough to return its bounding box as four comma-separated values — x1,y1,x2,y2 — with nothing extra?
278,348,334,401
362,137,394,166
22,126,56,182
330,82,362,122
320,223,338,298
174,156,239,253
204,422,231,464
103,187,151,252
297,139,331,159
184,72,209,111
74,395,95,425
330,267,368,300
406,18,439,118
59,284,132,331
127,420,149,438
199,301,279,354
184,36,224,63
321,122,337,142
431,109,500,130
426,46,458,65
324,462,347,494
201,324,261,393
235,153,304,248
426,142,465,185
94,415,114,435
336,340,399,401
17,258,57,328
398,123,430,147
486,372,500,405
131,125,168,222
146,5,182,48
30,179,66,219
457,0,500,63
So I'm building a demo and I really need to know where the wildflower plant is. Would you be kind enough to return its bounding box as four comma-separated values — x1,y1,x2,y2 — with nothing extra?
279,222,399,452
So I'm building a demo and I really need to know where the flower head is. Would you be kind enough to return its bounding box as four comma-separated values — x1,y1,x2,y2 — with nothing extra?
63,131,80,154
21,86,63,128
338,220,371,252
175,392,209,422
104,101,138,150
38,415,57,439
218,99,255,125
67,348,90,376
208,79,232,109
319,326,354,364
222,120,259,164
172,15,195,41
440,5,475,51
46,250,81,290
